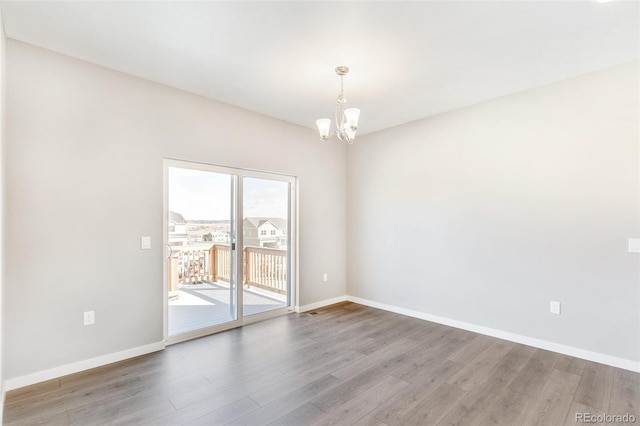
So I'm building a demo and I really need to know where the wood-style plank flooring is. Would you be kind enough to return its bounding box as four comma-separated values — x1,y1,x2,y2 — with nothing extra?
4,303,639,425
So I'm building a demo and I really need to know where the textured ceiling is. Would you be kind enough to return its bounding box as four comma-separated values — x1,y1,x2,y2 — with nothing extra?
2,1,638,135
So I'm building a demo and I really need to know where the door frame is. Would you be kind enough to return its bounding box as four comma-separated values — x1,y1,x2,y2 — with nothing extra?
163,158,298,345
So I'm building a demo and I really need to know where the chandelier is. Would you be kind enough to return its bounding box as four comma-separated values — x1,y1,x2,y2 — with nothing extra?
316,66,361,144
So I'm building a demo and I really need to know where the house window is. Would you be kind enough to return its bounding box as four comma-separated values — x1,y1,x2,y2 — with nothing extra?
270,230,276,235
260,230,266,236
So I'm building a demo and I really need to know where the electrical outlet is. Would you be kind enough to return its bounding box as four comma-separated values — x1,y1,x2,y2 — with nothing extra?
84,310,95,325
323,273,328,282
141,236,151,250
550,301,561,315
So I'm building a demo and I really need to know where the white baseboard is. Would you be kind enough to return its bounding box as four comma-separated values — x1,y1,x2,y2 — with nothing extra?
295,295,348,313
6,294,637,392
5,296,346,392
4,341,165,392
347,296,640,373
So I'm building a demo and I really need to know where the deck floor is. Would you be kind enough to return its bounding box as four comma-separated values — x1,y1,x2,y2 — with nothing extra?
168,281,287,336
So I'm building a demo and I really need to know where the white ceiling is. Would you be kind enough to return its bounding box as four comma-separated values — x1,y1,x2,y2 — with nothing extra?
1,1,638,135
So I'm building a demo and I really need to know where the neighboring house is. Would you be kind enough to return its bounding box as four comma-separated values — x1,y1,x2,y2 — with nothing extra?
242,218,261,247
168,211,188,246
244,217,288,248
203,230,229,243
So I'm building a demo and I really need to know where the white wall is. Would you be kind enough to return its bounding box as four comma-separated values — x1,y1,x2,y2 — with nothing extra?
4,38,638,387
348,62,640,365
4,41,348,381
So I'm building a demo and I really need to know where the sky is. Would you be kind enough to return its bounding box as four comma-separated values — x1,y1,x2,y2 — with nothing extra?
169,167,288,220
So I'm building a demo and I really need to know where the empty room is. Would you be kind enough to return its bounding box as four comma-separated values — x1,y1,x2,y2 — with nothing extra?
0,1,638,425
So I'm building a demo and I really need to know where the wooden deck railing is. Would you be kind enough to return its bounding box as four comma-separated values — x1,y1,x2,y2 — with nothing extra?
244,246,287,295
212,245,231,283
168,244,287,295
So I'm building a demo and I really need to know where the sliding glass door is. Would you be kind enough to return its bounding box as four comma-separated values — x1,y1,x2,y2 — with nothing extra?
242,177,291,317
166,165,238,338
164,160,295,343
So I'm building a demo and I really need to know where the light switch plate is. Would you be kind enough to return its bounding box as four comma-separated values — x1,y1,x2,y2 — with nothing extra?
628,238,640,253
550,301,561,315
141,236,151,250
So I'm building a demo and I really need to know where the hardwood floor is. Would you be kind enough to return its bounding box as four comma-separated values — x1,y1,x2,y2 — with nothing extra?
4,302,639,425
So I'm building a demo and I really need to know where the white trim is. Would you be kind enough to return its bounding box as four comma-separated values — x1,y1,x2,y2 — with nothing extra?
4,341,165,391
162,160,169,343
242,306,295,326
6,294,638,392
166,307,294,346
236,174,243,320
295,295,348,313
346,296,640,373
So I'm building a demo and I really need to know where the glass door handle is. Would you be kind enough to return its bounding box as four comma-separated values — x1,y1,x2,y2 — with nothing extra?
165,243,173,259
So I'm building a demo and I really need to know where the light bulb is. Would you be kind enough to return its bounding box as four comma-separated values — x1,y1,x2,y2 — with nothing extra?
344,108,360,132
316,118,331,140
344,126,356,142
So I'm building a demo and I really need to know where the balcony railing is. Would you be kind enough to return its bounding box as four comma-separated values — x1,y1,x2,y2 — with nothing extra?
168,244,287,295
244,246,287,295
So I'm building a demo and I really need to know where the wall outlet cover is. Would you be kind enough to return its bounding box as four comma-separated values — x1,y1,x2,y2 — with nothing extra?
84,310,95,325
141,236,151,250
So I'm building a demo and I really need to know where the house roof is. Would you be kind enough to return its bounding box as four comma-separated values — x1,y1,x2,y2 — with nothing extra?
245,217,288,231
169,211,186,224
260,218,287,231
